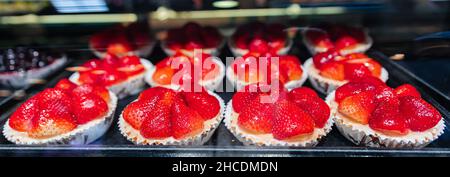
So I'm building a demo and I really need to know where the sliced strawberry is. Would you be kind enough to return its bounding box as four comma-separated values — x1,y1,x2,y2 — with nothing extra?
28,109,77,138
237,95,274,134
394,84,421,98
171,98,204,139
249,38,269,54
369,99,408,136
272,101,315,140
351,76,386,88
106,41,132,56
289,87,319,102
152,66,175,85
319,61,345,81
122,95,161,130
9,95,39,132
102,52,121,68
338,91,376,124
400,96,441,131
345,53,369,60
55,79,77,92
335,82,376,103
312,50,339,69
72,84,110,103
374,86,396,104
82,59,103,69
139,99,172,139
98,69,127,86
78,70,101,85
291,97,330,128
182,91,220,120
232,86,259,113
345,58,382,77
38,88,72,114
344,62,372,80
279,55,303,82
335,36,358,50
71,93,108,124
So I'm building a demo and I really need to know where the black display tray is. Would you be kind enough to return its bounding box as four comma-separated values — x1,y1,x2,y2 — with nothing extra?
0,44,448,157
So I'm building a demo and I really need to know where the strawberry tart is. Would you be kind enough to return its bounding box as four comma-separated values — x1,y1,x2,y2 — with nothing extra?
304,51,388,94
69,53,153,98
302,24,372,55
118,86,224,145
89,22,155,58
3,79,117,145
161,22,224,56
224,84,333,147
229,22,292,57
226,52,307,90
326,79,445,148
146,52,225,91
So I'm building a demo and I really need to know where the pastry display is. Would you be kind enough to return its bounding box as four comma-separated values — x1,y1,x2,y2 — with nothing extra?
224,84,332,147
3,79,118,145
118,86,224,145
326,79,445,148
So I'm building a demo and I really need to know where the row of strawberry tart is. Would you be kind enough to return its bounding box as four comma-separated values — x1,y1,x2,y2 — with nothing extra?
3,77,444,148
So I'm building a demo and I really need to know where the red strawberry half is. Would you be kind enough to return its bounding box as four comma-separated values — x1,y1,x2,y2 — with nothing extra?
369,99,408,136
272,101,315,140
394,84,421,98
338,91,376,124
237,95,274,134
182,91,220,120
71,93,108,124
9,96,40,132
400,96,441,132
171,98,204,140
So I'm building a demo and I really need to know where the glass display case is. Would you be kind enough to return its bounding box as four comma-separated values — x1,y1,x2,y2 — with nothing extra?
0,0,449,157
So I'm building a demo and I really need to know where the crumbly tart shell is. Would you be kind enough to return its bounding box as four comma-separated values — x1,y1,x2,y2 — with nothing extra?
301,29,373,55
304,58,389,94
145,58,225,91
160,39,225,57
0,56,67,88
227,38,293,57
3,91,118,145
225,64,308,91
90,42,156,58
224,100,334,147
326,91,445,148
118,91,225,145
69,59,154,99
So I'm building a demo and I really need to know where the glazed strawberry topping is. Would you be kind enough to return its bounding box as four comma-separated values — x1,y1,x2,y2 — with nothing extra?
231,52,303,85
232,84,330,140
305,24,366,52
77,53,145,86
313,51,382,81
89,22,152,55
165,22,223,51
152,52,220,86
336,81,442,134
122,86,221,140
9,82,110,138
232,22,287,53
